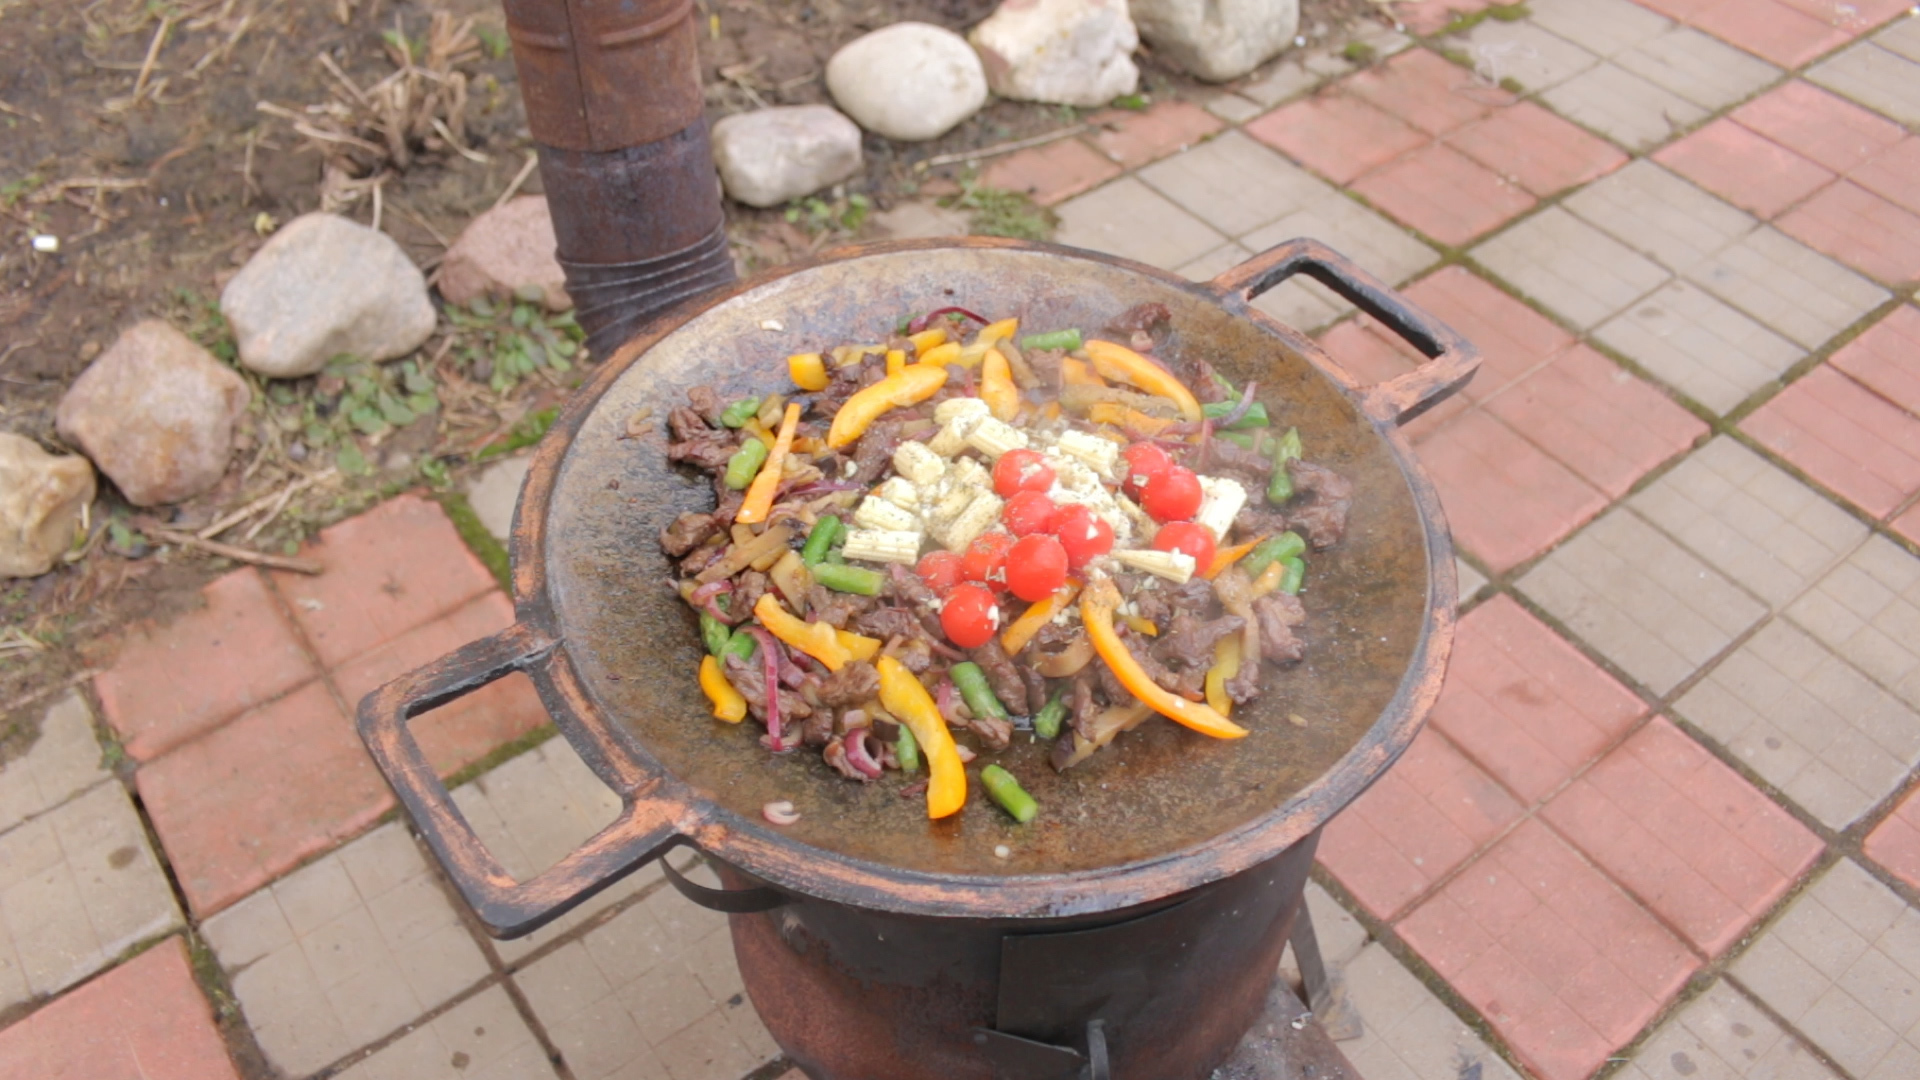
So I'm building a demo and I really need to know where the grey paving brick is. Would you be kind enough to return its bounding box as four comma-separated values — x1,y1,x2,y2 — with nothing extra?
1136,130,1338,238
466,455,530,544
1596,281,1802,415
1686,227,1891,351
1617,979,1839,1080
203,822,492,1076
1564,161,1758,276
1787,535,1920,710
1614,26,1781,112
1732,859,1920,1079
1677,619,1920,827
1518,508,1767,695
1541,62,1709,151
1452,19,1600,91
1339,943,1526,1080
1279,881,1368,991
1526,0,1673,59
1239,61,1324,108
1630,437,1868,609
1176,241,1252,283
1472,206,1671,330
1457,557,1489,607
1055,177,1228,271
0,691,106,832
0,780,182,1011
1204,94,1266,124
336,986,560,1080
1880,16,1920,64
1809,41,1920,126
1237,193,1440,332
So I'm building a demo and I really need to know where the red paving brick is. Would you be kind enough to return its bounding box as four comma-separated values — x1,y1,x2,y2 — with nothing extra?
0,937,242,1080
1318,727,1524,919
1486,344,1707,499
1829,305,1920,414
1417,409,1610,573
136,681,392,916
1635,0,1722,17
1448,101,1629,198
1542,717,1823,956
1086,100,1223,169
1689,0,1852,68
1743,365,1920,518
1392,0,1498,33
1398,819,1699,1080
1345,48,1504,137
1777,180,1920,285
1244,92,1429,185
1866,784,1920,888
272,493,499,669
1730,81,1906,175
1429,595,1648,806
981,138,1122,207
1776,0,1915,31
1897,502,1920,545
1404,267,1577,400
1313,319,1469,440
94,568,316,762
1851,137,1920,217
1352,142,1538,247
1654,118,1835,220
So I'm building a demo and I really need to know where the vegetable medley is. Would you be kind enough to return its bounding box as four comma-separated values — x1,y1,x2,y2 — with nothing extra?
659,304,1352,824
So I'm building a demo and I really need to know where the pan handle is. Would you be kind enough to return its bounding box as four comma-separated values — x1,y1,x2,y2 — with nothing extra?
1209,238,1480,426
356,622,680,938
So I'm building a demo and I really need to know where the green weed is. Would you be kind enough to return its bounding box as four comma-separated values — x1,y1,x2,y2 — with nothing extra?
447,294,584,394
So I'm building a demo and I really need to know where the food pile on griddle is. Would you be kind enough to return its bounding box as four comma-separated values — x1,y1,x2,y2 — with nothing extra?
656,304,1351,823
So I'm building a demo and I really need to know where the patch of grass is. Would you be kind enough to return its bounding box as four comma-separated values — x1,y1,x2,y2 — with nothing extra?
437,489,511,591
446,295,584,394
289,355,442,477
1342,41,1377,65
441,722,558,791
1499,76,1526,94
0,172,43,208
475,406,557,464
164,287,238,366
1434,2,1530,36
184,931,243,1025
946,180,1057,242
1110,93,1150,111
783,193,870,234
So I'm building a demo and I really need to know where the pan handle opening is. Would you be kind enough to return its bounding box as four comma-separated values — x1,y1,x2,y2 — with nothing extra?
355,622,681,938
1208,238,1481,427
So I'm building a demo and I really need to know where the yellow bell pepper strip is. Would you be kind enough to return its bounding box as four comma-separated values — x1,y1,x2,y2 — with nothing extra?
737,403,802,524
1081,576,1247,739
877,656,966,819
788,352,829,392
1060,357,1106,387
1087,402,1175,436
1084,339,1204,423
908,327,948,354
1204,633,1241,717
1122,614,1159,637
917,341,961,367
955,318,1020,368
1249,559,1286,599
753,593,853,671
826,363,949,448
981,347,1020,422
699,656,748,723
837,629,881,662
1041,401,1063,422
1205,534,1272,580
831,344,886,367
1001,581,1081,656
885,348,907,377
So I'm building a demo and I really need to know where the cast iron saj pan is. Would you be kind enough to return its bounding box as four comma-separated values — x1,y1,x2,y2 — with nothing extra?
358,237,1478,1080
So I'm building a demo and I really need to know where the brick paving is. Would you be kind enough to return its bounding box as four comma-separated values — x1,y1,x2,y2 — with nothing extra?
7,4,1920,1079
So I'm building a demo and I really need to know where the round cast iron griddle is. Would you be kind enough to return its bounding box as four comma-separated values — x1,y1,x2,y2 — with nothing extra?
357,237,1478,935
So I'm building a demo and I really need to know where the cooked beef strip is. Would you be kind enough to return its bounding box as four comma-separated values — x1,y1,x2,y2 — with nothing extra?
1120,626,1193,696
668,416,738,472
801,709,835,748
1026,346,1065,389
969,639,1029,716
969,716,1014,751
1200,438,1273,481
735,571,770,619
1184,357,1230,405
1261,591,1305,626
807,584,876,630
1019,663,1048,717
1166,579,1216,620
849,420,903,484
887,563,939,608
1286,460,1353,549
1094,655,1132,706
817,661,880,708
1151,614,1247,672
853,606,919,642
1069,671,1101,739
685,385,724,427
668,405,710,442
679,540,727,575
887,635,934,674
1231,507,1290,541
1253,595,1305,664
712,475,746,522
1108,302,1171,346
725,654,812,724
660,512,720,557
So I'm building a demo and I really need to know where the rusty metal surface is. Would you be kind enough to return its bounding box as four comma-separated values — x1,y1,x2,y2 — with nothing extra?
500,0,704,152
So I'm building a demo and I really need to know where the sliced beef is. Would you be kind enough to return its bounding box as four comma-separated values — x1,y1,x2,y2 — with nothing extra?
1026,346,1065,389
685,385,724,427
660,512,720,557
800,709,835,748
1253,595,1305,664
887,563,939,609
887,635,934,674
1261,591,1305,627
1185,358,1230,405
1232,507,1291,542
853,606,920,642
668,411,738,473
679,541,727,576
1018,663,1048,717
712,475,746,522
1069,672,1101,739
817,660,880,707
1165,578,1216,620
1094,655,1133,707
724,654,812,724
1286,460,1353,550
735,571,770,619
1152,614,1246,671
969,716,1014,751
1200,438,1273,482
807,584,876,630
814,361,867,415
849,420,903,484
668,405,711,443
969,639,1030,716
1121,626,1193,697
1107,302,1171,348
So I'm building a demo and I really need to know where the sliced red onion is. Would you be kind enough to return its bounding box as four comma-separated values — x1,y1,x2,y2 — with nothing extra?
843,731,885,779
763,800,800,826
688,580,737,624
1215,380,1257,429
936,679,965,726
908,306,988,334
746,627,792,751
785,480,863,499
955,745,977,764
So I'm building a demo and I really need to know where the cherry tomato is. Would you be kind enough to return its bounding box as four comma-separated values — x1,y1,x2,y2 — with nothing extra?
1121,443,1173,499
916,550,965,596
961,531,1017,590
1143,465,1203,522
1005,535,1069,602
993,449,1056,497
1052,504,1115,571
940,584,1000,648
1001,491,1059,537
1152,522,1217,575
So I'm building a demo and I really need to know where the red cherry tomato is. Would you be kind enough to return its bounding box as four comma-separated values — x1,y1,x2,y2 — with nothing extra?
961,531,1017,590
1052,504,1115,571
940,584,999,648
1143,466,1203,522
1001,491,1059,537
916,550,965,596
992,449,1056,497
1005,535,1069,602
1152,522,1217,575
1121,442,1173,499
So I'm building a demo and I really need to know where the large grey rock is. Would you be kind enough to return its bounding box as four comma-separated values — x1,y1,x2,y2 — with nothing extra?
1132,0,1300,82
827,23,990,142
970,0,1140,107
0,434,94,578
438,195,571,312
221,213,437,378
55,321,249,507
712,106,865,208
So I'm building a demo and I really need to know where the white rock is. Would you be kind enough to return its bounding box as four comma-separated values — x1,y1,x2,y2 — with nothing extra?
712,105,865,208
1131,0,1300,82
827,23,990,142
221,213,437,378
438,195,570,312
0,434,94,578
56,321,250,507
970,0,1140,107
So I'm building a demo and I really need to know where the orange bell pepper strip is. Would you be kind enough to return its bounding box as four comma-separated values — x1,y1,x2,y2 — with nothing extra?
788,352,829,392
1084,339,1204,423
981,347,1020,422
877,655,966,819
1087,402,1175,436
753,593,853,671
885,349,907,377
736,403,801,524
1060,357,1107,387
826,363,949,448
1122,613,1159,637
1000,581,1081,656
837,629,881,662
956,318,1019,368
1205,534,1271,580
917,341,961,367
1081,577,1247,739
699,656,748,723
1204,633,1241,718
908,327,948,354
1249,560,1286,599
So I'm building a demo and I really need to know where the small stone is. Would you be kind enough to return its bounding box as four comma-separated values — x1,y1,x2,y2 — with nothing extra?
1130,0,1301,82
220,212,437,379
712,105,865,209
56,321,250,507
827,23,990,142
437,196,571,313
0,434,94,578
970,0,1140,107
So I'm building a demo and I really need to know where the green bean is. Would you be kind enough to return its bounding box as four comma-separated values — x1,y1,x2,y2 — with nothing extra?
718,397,761,428
813,562,884,596
949,662,1009,719
719,628,758,664
1267,426,1302,504
1032,691,1067,740
723,439,769,490
1019,328,1082,352
1241,531,1306,580
1279,556,1306,596
980,765,1038,823
800,514,843,566
1202,400,1270,429
1217,430,1257,450
895,722,920,774
700,612,734,657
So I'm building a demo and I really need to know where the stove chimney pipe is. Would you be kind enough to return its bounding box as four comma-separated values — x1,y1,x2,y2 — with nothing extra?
501,0,736,358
